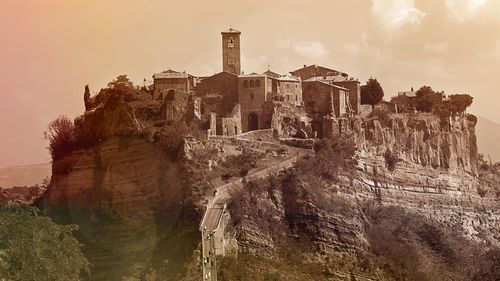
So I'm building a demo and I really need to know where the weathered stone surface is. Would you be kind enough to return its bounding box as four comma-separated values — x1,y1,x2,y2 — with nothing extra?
349,114,478,174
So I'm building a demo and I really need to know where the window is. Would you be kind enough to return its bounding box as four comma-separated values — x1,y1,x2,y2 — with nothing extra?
243,80,248,88
249,80,255,87
228,36,234,48
251,93,255,100
255,80,260,87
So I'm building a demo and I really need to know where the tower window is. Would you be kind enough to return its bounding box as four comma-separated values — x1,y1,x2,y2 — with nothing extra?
255,80,260,87
228,36,235,48
249,80,255,87
243,80,248,88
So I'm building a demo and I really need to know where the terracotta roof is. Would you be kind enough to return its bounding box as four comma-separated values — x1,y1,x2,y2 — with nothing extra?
239,73,265,78
303,78,349,91
290,64,348,77
276,75,300,82
153,70,189,79
263,69,281,78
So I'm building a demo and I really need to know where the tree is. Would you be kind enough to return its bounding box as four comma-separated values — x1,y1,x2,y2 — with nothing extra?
44,116,76,160
84,85,91,111
107,74,134,90
361,78,384,108
0,205,89,280
415,86,443,112
449,94,473,115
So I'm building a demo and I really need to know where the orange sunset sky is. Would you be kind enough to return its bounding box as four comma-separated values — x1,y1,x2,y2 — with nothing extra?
1,0,500,167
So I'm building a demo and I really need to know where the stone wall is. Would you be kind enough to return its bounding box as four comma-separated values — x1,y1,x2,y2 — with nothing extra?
216,104,242,136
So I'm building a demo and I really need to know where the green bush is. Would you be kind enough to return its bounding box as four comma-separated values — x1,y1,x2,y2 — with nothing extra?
44,116,76,160
0,205,89,280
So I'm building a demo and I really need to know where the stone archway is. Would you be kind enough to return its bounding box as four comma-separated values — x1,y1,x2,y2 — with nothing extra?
248,112,259,131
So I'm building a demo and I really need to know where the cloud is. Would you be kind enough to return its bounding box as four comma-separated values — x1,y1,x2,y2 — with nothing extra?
423,42,449,53
489,40,500,59
444,0,488,21
276,39,328,59
241,54,268,73
371,0,426,29
343,43,361,56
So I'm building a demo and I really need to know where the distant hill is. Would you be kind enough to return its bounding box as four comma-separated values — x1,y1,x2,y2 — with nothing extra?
476,116,500,163
0,163,51,188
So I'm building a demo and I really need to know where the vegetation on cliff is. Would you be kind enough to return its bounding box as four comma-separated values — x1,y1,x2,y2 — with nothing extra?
0,205,89,280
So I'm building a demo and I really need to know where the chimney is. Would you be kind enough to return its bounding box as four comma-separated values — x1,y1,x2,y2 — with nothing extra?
303,64,307,68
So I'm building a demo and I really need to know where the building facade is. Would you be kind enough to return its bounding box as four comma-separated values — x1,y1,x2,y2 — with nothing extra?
152,70,194,100
268,76,303,106
238,74,269,132
194,71,239,118
302,79,350,118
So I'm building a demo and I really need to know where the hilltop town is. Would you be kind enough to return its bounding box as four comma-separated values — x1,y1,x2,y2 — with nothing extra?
13,29,499,281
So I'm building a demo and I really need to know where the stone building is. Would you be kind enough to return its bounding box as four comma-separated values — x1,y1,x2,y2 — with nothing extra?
221,28,241,75
238,73,270,132
302,78,351,118
152,69,195,100
267,75,303,106
309,75,360,115
194,71,239,118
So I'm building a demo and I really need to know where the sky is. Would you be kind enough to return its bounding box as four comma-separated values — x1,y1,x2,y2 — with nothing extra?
1,0,499,167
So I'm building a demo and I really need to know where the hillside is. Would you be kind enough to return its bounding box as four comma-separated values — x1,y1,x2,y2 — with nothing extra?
476,116,500,162
39,88,499,280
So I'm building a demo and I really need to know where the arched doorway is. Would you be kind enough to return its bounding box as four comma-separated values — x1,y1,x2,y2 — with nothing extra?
248,113,259,131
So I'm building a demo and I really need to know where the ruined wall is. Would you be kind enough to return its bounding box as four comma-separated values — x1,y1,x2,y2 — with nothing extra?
216,104,242,136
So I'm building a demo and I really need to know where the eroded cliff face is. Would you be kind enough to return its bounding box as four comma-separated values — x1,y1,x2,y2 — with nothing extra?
43,137,199,281
349,114,478,174
222,114,499,280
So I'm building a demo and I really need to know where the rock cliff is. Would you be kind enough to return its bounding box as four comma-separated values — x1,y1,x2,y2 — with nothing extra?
325,113,478,174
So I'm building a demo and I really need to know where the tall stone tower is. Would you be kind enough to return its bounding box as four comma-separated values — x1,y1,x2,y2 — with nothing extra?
221,28,241,75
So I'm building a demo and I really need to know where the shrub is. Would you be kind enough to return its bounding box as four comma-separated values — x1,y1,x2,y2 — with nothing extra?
296,133,358,182
477,186,487,198
44,116,76,160
369,107,391,127
384,149,400,172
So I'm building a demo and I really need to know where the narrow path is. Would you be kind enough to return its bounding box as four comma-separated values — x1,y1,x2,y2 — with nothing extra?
199,144,308,281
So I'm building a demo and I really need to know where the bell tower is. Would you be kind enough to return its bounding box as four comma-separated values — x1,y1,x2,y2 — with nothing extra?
221,28,241,75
